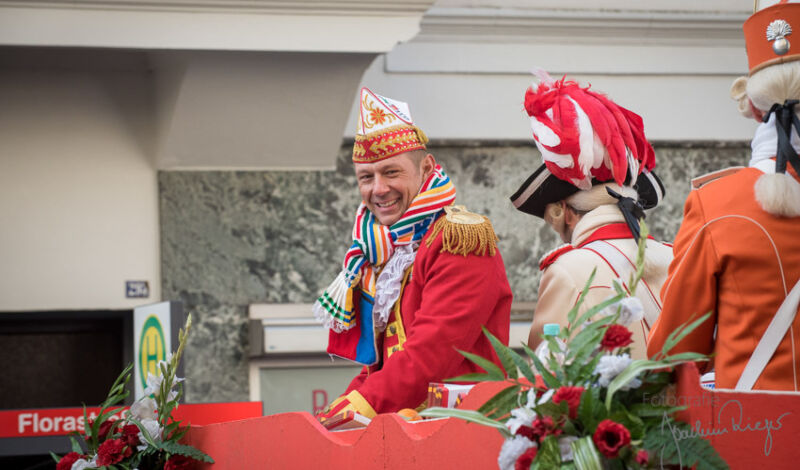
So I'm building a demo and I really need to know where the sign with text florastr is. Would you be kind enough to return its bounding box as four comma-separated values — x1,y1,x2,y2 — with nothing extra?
133,301,180,400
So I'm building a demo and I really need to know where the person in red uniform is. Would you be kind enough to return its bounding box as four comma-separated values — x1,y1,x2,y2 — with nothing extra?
647,1,800,391
314,88,512,424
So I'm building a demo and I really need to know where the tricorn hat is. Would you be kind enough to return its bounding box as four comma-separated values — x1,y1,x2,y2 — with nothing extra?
510,71,664,219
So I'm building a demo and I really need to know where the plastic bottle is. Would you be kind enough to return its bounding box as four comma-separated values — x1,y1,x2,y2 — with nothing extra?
535,323,565,371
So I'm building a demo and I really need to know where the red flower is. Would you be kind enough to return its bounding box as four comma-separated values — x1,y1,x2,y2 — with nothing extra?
532,416,562,440
552,386,584,419
636,449,649,465
601,324,633,351
57,452,85,470
87,419,115,442
165,454,197,470
592,419,631,458
121,424,141,447
515,425,537,441
514,445,538,470
516,416,564,443
96,438,133,466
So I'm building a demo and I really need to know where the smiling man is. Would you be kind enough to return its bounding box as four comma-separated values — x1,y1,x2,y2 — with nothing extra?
314,88,512,426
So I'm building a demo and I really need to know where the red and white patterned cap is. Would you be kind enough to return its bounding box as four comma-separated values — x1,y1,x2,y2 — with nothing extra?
352,87,428,164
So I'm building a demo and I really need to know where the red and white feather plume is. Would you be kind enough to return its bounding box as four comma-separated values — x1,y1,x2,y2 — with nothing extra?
523,70,655,189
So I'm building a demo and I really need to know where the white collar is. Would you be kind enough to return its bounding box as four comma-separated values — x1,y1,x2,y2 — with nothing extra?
570,205,625,246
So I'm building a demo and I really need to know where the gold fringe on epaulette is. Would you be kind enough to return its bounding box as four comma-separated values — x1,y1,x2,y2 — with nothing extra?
425,209,498,257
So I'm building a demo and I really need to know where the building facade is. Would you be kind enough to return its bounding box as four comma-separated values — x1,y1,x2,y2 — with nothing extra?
1,0,754,409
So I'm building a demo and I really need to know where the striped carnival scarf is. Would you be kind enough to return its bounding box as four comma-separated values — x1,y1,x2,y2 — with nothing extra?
314,164,456,333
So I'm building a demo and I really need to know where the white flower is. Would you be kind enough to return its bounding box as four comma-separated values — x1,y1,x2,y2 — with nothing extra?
144,372,164,397
526,387,537,405
525,387,554,406
497,435,536,470
129,397,157,421
137,418,163,451
536,388,555,406
505,406,536,434
594,353,642,390
601,296,644,327
71,457,97,470
156,353,173,372
558,436,578,462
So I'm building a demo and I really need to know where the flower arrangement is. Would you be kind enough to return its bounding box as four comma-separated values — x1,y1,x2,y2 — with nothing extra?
422,224,729,470
52,315,213,470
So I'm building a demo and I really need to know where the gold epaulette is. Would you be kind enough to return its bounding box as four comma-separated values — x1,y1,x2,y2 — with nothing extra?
425,205,498,257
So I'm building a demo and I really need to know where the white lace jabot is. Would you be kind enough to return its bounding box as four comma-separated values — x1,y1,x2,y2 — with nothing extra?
373,243,418,332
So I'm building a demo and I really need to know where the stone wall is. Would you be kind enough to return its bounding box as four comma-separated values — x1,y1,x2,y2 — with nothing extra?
159,141,749,402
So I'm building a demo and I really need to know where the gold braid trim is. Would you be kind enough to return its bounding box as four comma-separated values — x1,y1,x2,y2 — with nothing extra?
354,124,428,145
425,205,498,257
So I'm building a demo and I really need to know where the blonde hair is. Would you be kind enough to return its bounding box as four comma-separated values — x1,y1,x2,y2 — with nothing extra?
731,61,800,217
731,62,800,119
566,183,637,212
543,183,638,231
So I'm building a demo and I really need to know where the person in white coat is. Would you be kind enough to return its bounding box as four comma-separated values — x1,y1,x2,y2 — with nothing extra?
510,71,672,360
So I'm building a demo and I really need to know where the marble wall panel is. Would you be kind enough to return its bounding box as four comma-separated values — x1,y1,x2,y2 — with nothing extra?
160,141,749,402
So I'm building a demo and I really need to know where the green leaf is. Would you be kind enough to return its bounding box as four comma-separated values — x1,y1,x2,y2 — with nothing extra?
571,293,625,334
126,417,158,448
50,451,61,463
571,436,603,470
659,351,709,363
171,426,189,441
455,349,506,380
536,435,562,468
567,269,598,326
576,387,606,434
535,400,569,421
101,364,133,406
643,420,729,470
97,406,126,425
610,409,644,439
419,407,512,438
628,403,686,418
522,344,561,389
446,372,495,382
507,347,537,385
483,327,518,379
82,405,95,451
480,384,522,420
605,357,709,409
69,434,84,454
164,420,181,437
655,312,712,360
625,220,649,297
160,441,214,463
566,317,614,367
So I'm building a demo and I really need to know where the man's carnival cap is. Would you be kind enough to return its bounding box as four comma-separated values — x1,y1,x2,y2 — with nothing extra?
352,87,428,164
744,0,800,74
510,70,665,219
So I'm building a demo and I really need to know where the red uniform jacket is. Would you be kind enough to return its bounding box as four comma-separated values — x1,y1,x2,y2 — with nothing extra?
344,226,513,413
648,167,800,390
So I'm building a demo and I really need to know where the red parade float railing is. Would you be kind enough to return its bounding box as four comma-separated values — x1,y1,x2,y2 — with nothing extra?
183,364,800,469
